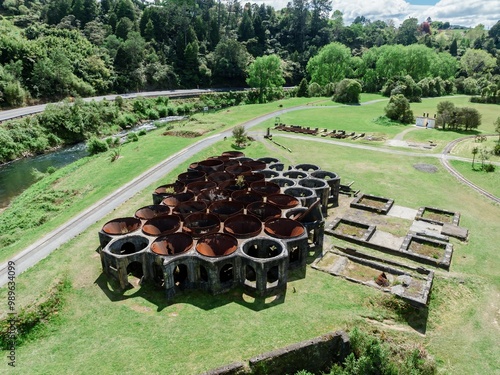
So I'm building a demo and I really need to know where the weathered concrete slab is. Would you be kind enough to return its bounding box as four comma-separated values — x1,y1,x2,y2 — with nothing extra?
387,205,418,220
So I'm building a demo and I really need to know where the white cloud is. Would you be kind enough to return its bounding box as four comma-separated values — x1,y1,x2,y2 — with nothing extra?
248,0,500,28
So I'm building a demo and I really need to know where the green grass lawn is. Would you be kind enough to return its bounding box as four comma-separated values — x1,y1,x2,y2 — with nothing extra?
451,136,500,162
448,159,500,197
1,98,499,374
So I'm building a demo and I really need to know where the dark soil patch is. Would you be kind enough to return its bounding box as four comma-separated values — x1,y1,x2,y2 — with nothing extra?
408,240,443,259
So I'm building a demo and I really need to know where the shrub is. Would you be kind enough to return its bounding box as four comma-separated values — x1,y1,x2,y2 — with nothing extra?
46,166,57,174
86,136,109,155
494,144,500,156
127,132,139,142
333,79,362,104
385,94,414,124
297,78,309,97
147,109,160,120
138,129,147,136
308,82,323,97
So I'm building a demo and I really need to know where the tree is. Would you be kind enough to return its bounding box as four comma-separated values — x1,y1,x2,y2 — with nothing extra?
246,55,285,103
436,101,456,129
332,79,361,104
306,42,352,86
460,49,496,77
460,107,481,131
296,78,309,97
495,117,500,143
232,125,247,147
396,18,419,46
472,146,478,168
210,38,251,85
384,94,414,124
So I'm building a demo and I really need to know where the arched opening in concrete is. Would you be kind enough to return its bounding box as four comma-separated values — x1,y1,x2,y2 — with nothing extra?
174,264,189,288
267,266,279,285
245,265,256,283
199,265,209,283
127,261,144,279
220,264,234,283
152,262,165,287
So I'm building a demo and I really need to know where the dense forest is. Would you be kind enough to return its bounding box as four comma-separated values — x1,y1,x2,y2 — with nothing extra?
0,0,499,105
0,0,499,163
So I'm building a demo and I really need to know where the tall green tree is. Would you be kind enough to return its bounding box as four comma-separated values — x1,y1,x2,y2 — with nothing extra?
306,42,352,86
246,54,285,103
384,94,414,124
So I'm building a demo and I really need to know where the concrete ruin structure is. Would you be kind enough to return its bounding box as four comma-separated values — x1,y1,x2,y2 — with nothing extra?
98,152,339,299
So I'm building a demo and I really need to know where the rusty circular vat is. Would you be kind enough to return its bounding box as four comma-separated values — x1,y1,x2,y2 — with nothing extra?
223,158,241,168
222,150,245,158
247,201,282,221
261,169,280,179
196,233,238,257
135,205,171,220
208,200,244,221
102,217,142,235
186,180,217,195
207,171,234,184
218,179,248,193
196,159,225,174
162,191,195,207
250,181,281,197
177,171,206,184
240,172,265,184
151,233,193,256
142,215,182,236
154,182,185,195
197,187,230,203
242,238,284,259
182,212,221,238
108,235,149,255
283,170,307,179
231,190,263,207
223,213,262,239
269,177,295,188
172,200,207,219
264,218,306,239
294,163,320,172
242,160,267,171
266,193,300,209
225,164,252,176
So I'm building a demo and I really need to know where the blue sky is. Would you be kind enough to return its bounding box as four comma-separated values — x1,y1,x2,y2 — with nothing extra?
251,0,499,28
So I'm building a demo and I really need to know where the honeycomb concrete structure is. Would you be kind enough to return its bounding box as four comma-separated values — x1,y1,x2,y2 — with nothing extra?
98,152,340,299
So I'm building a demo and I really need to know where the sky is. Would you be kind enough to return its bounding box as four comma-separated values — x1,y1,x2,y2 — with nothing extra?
249,0,500,29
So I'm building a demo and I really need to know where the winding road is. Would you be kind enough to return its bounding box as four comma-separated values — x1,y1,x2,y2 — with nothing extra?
0,100,498,286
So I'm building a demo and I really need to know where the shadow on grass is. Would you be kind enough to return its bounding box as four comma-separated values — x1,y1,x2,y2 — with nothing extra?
379,296,429,335
230,143,246,150
95,273,287,312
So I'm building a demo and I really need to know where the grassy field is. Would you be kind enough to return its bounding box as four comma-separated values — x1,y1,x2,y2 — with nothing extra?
448,160,500,197
1,97,499,374
451,136,500,162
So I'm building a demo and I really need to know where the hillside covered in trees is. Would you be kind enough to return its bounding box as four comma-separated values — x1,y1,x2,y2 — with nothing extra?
0,0,499,107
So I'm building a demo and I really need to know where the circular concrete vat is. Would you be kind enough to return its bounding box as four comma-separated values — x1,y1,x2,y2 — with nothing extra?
177,171,206,184
231,190,263,207
247,202,282,222
250,181,281,197
162,191,195,207
225,164,252,176
151,233,193,256
223,214,262,239
102,217,142,235
310,170,341,204
294,164,320,172
269,177,295,188
207,171,234,184
266,193,300,209
172,200,207,219
196,233,238,257
223,159,241,168
298,177,329,190
183,212,221,238
152,182,186,205
108,235,149,255
208,200,244,221
261,169,280,179
242,160,266,171
135,205,171,220
268,162,285,172
258,157,280,165
186,180,217,195
264,218,306,239
283,186,316,207
242,238,284,259
222,151,245,158
142,215,182,236
285,207,307,221
197,188,230,203
283,170,307,179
